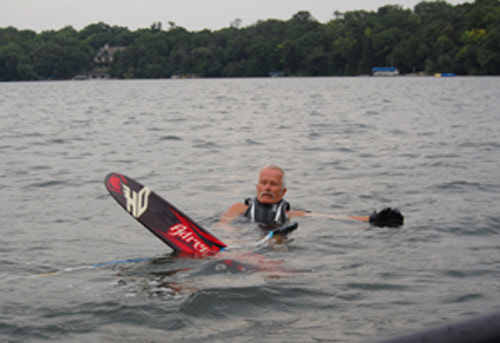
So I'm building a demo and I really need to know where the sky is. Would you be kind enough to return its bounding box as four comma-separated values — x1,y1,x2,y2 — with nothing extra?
3,0,470,32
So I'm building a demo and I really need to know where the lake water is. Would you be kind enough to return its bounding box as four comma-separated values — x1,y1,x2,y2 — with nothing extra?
1,77,499,342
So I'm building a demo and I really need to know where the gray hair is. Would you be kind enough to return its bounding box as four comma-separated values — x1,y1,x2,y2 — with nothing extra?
260,165,287,189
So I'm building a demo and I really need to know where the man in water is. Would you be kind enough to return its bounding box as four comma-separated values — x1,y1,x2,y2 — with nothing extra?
218,164,403,230
218,165,303,229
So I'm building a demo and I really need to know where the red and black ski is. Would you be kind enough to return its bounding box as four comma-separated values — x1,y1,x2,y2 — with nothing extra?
104,172,227,255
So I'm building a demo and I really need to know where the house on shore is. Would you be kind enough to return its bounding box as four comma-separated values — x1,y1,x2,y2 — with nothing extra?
94,44,126,68
88,44,126,78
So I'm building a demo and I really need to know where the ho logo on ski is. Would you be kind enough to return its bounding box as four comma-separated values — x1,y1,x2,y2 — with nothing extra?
106,173,150,219
123,184,150,218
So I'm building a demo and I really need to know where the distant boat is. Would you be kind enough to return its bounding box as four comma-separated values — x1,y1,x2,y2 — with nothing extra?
434,73,456,77
268,71,284,77
74,75,88,81
371,67,399,76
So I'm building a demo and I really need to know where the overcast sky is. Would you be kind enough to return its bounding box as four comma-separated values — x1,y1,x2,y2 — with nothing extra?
3,0,470,32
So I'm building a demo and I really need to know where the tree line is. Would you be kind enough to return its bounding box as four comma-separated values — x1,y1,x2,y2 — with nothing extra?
1,0,499,81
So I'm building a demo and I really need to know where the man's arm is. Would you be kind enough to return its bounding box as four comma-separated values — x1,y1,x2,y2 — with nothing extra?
287,210,308,219
215,202,249,234
218,202,248,224
289,208,403,227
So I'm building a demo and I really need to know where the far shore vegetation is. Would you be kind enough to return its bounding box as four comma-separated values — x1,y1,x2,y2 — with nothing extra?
1,0,499,80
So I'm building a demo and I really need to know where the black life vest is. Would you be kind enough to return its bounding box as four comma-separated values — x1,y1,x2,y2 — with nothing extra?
243,197,290,227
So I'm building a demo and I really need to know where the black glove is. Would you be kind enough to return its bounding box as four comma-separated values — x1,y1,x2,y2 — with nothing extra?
369,208,404,227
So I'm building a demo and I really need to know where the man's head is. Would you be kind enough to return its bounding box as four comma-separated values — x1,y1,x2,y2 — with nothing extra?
256,165,287,204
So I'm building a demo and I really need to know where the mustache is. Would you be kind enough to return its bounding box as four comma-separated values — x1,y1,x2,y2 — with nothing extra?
259,191,275,199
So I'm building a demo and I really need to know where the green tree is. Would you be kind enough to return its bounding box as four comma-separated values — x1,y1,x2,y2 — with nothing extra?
31,35,92,79
0,42,34,80
2,0,500,80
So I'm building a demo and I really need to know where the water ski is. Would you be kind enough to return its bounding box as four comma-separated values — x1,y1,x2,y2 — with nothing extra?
104,172,227,255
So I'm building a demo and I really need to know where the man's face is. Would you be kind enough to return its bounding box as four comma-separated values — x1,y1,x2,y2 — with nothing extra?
256,168,287,204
